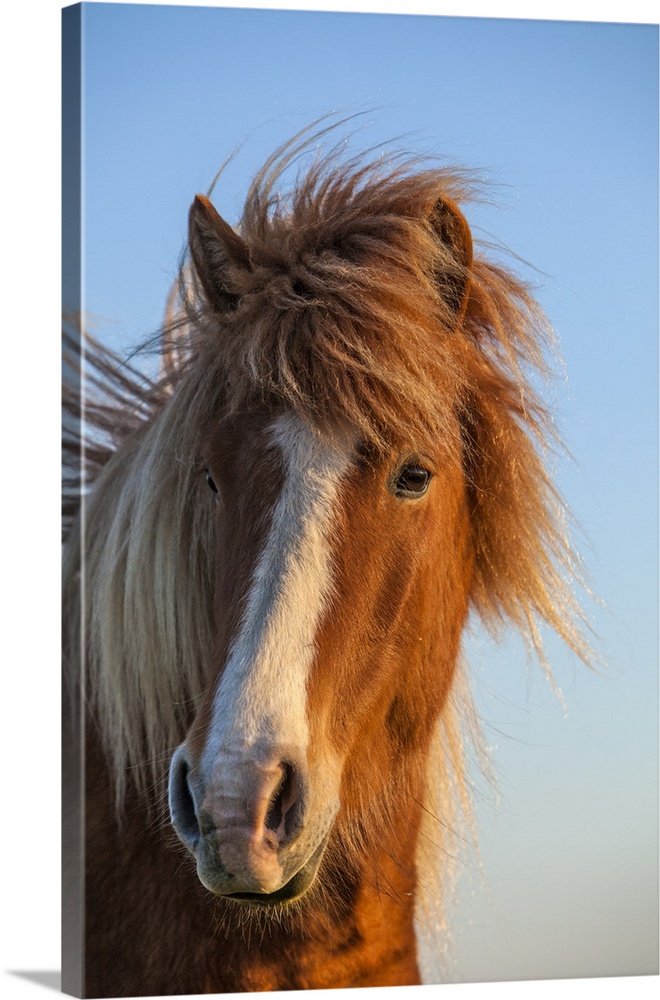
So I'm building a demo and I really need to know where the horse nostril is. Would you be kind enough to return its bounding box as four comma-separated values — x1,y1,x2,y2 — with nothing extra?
264,762,303,845
168,749,200,849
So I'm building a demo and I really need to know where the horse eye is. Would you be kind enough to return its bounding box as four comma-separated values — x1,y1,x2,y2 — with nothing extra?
204,467,218,494
390,463,432,499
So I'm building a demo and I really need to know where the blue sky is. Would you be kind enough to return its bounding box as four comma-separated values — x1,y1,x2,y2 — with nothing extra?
75,1,658,988
5,2,657,997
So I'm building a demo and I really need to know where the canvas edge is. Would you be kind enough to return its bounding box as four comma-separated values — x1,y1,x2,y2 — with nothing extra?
62,4,84,997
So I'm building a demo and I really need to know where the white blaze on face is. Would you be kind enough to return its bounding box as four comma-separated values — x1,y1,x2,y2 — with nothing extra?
202,413,354,779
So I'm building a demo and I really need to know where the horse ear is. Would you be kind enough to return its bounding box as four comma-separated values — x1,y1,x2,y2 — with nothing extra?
428,196,473,322
188,194,252,312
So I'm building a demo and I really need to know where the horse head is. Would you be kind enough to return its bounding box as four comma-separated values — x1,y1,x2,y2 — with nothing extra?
168,181,477,904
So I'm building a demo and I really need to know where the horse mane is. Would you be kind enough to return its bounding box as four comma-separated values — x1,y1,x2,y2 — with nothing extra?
63,127,591,872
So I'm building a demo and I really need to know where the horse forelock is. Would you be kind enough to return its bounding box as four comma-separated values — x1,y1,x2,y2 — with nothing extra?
187,155,475,453
168,136,546,457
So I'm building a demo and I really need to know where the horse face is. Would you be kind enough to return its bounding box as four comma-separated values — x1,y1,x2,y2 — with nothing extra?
168,407,474,904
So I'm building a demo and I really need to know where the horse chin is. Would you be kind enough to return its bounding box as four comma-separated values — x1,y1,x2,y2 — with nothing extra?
223,866,315,908
204,834,329,909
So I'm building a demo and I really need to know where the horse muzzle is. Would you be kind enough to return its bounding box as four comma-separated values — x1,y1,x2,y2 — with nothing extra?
168,744,334,903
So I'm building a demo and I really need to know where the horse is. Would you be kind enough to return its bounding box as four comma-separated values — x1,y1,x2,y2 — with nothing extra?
62,125,590,997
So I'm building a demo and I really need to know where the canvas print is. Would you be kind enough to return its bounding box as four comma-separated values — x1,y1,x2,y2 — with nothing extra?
61,3,659,998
